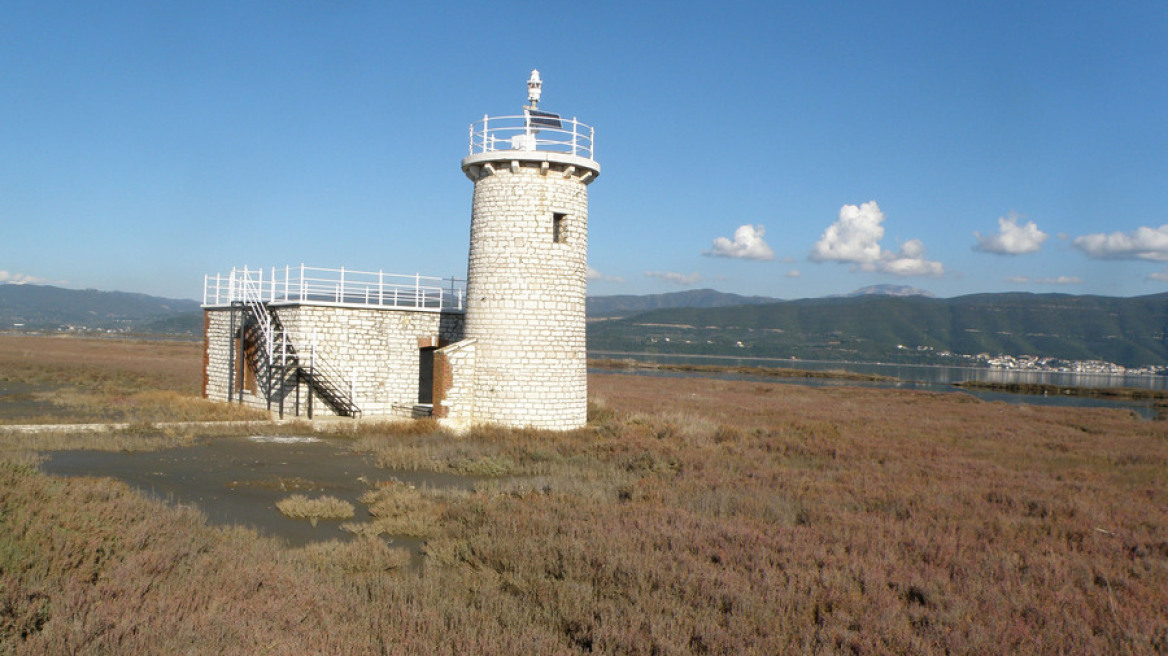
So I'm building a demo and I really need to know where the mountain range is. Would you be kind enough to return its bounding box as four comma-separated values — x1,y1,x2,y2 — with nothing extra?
587,291,1168,367
4,284,1166,367
0,285,202,335
587,288,780,318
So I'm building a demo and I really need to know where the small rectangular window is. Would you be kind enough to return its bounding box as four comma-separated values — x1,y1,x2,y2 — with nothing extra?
552,212,567,243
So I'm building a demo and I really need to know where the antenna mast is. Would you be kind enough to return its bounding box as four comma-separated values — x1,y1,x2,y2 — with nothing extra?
526,69,542,110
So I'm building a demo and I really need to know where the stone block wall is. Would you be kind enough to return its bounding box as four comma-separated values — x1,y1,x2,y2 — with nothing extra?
204,307,244,404
462,157,594,430
203,304,465,418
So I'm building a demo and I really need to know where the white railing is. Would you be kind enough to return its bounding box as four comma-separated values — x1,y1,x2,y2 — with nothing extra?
235,266,276,362
468,113,594,159
203,265,465,311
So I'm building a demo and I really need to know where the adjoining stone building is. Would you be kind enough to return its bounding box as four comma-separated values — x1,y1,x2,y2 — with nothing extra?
201,71,599,431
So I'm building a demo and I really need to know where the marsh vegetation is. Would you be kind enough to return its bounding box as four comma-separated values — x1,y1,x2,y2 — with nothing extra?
276,494,355,526
0,334,1165,654
0,335,266,425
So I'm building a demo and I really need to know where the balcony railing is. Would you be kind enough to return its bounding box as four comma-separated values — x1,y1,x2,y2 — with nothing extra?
203,265,465,312
468,113,594,160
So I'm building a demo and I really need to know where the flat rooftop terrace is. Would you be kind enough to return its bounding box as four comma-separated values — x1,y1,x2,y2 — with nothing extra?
203,265,465,312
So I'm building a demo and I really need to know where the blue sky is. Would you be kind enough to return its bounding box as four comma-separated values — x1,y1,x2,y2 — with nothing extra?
3,1,1168,301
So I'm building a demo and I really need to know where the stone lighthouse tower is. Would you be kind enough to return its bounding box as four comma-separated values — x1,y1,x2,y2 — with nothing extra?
458,70,600,430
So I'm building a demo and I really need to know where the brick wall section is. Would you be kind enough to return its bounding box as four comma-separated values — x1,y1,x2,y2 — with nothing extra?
463,159,594,430
431,349,452,418
203,305,464,418
432,338,476,428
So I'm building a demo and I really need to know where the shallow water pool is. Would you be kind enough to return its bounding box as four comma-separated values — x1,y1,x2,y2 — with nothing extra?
40,435,473,547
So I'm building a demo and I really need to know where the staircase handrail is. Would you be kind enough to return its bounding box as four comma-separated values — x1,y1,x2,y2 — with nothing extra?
234,267,276,365
300,339,361,416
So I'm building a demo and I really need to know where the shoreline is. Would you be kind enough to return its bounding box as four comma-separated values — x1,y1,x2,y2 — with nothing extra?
588,358,899,383
953,379,1168,402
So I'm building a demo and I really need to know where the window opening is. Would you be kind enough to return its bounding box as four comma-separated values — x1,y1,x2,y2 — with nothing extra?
552,212,567,243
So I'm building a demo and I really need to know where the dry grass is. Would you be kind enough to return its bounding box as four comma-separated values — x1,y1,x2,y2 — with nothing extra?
0,336,1165,654
0,335,201,392
275,494,355,526
341,480,444,538
0,335,268,425
290,536,412,574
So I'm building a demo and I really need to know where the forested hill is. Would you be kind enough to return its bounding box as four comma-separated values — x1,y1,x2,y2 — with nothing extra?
0,285,201,334
587,288,779,318
9,283,1168,366
586,292,1168,367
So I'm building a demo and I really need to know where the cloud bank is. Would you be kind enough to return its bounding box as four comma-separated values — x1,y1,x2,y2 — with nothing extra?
973,213,1048,255
1005,275,1083,285
587,267,625,283
0,271,49,285
810,201,944,277
645,271,701,286
706,224,775,261
1072,225,1168,261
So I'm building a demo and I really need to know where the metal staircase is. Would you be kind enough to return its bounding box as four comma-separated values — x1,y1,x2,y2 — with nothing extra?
236,289,361,418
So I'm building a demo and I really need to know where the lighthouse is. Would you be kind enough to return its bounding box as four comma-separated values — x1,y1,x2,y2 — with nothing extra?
458,70,600,430
199,72,598,429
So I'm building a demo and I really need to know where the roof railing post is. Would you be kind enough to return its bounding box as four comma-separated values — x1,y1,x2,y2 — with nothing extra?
415,273,420,308
378,270,384,307
339,266,345,303
299,263,305,302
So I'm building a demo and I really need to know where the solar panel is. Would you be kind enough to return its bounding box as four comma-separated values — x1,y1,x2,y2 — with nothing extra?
526,109,562,129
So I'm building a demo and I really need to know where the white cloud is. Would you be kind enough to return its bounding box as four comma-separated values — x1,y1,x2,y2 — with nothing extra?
973,213,1048,255
645,271,701,286
1072,225,1168,261
1146,269,1168,282
809,201,944,277
706,224,775,261
810,201,886,264
587,267,625,283
1005,275,1083,285
0,271,49,285
877,239,945,277
784,269,801,278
